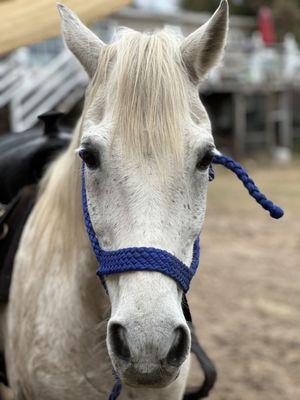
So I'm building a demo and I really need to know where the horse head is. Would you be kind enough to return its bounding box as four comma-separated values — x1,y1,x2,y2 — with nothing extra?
58,0,228,389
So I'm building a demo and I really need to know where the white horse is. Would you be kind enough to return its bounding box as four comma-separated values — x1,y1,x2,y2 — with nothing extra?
1,1,228,399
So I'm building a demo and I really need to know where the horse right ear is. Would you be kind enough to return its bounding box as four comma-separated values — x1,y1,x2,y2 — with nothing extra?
57,3,104,78
181,0,229,84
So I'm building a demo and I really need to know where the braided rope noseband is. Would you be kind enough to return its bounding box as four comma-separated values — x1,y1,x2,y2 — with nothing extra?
81,154,283,400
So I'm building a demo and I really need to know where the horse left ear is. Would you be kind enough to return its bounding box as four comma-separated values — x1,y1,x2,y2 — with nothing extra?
181,0,229,83
57,3,105,78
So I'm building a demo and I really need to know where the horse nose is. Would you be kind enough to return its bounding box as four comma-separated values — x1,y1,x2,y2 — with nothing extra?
109,323,131,361
108,322,189,367
166,325,190,367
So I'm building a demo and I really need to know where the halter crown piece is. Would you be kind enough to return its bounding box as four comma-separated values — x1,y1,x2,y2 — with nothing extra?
81,154,284,400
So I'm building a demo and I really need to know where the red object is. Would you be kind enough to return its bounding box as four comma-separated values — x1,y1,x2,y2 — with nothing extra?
258,6,276,46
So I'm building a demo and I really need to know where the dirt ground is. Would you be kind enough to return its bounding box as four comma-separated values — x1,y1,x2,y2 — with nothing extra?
187,160,300,400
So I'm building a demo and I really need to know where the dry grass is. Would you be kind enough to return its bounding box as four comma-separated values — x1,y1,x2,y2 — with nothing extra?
187,160,300,400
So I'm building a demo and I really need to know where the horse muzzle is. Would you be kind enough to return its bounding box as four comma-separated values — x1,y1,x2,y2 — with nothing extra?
107,320,190,387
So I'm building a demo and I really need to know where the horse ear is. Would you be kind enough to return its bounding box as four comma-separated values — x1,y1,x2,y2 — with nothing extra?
57,3,104,78
181,0,229,83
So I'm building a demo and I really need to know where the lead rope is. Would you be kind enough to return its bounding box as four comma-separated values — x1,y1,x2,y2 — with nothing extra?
109,370,122,400
211,155,284,219
102,154,283,400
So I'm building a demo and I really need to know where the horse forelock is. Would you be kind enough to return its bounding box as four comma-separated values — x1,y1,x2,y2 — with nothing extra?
84,28,190,174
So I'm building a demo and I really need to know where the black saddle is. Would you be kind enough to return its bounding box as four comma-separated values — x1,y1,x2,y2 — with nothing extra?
0,111,71,204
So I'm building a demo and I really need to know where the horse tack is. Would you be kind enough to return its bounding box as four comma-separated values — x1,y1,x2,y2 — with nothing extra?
81,154,284,400
82,162,201,294
182,297,217,400
0,111,71,205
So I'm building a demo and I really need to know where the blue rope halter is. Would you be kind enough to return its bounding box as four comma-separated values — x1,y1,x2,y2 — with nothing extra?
81,154,283,400
82,163,200,294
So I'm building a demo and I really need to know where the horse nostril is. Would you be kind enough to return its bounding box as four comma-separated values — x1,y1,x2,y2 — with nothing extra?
166,326,189,367
109,323,131,362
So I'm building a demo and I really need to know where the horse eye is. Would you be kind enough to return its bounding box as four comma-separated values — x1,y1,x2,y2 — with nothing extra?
196,150,214,171
78,148,100,169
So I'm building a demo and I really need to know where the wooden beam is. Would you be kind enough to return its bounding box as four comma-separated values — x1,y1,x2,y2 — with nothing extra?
0,0,132,55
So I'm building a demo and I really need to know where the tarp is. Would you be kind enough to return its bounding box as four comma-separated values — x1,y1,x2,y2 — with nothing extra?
0,0,132,55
